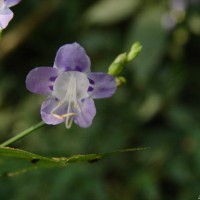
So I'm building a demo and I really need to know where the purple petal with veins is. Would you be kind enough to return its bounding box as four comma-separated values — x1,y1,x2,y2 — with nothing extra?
26,67,58,95
54,43,91,73
87,72,117,99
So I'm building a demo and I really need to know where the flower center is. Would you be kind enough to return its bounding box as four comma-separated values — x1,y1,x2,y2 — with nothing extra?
51,71,89,128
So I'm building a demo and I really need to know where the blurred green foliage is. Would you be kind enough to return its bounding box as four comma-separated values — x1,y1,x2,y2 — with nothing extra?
0,0,200,199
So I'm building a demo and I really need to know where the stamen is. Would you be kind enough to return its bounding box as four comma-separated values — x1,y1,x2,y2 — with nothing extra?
53,112,77,120
51,101,63,117
52,114,64,120
62,113,77,118
65,95,73,128
51,71,89,128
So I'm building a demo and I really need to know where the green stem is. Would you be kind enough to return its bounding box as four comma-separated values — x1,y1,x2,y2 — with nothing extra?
0,121,45,147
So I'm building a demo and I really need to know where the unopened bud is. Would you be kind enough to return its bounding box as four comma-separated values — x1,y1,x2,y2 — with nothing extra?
116,76,126,87
108,53,127,76
126,42,142,62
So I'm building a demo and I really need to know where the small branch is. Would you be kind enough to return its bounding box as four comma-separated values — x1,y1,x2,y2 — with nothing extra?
0,121,45,147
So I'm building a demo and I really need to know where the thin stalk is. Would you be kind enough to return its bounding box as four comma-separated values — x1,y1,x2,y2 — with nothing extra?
0,121,45,147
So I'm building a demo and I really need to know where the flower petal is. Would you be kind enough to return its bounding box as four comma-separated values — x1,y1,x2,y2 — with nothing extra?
87,73,117,99
41,97,64,125
74,98,96,128
0,8,13,30
5,0,21,7
54,42,91,73
26,67,58,95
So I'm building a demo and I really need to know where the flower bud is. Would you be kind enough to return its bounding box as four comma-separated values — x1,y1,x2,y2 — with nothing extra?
115,76,126,87
126,42,142,62
108,53,127,76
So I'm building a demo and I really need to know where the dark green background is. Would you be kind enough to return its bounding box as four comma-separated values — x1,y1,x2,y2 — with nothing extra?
0,0,200,199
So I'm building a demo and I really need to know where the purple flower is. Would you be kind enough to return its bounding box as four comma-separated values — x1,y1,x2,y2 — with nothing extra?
0,0,21,30
26,43,117,128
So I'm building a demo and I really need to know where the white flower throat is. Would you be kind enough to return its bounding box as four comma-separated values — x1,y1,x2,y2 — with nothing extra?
0,0,5,10
51,71,89,128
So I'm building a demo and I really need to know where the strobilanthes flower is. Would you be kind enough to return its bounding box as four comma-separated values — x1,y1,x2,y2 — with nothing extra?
0,0,21,30
26,43,117,128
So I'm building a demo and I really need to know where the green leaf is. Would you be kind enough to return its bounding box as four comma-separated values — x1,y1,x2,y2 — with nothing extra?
0,147,148,177
126,5,167,86
83,0,140,25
